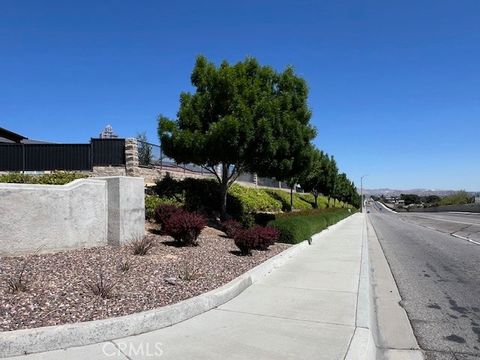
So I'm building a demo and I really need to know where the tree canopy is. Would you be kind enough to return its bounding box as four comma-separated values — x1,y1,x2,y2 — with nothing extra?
158,55,316,217
301,148,360,208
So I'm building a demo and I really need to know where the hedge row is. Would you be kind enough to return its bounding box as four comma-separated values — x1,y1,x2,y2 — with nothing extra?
268,208,354,244
151,175,347,220
0,172,88,185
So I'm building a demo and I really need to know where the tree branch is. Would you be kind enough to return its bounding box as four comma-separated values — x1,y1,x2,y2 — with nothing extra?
202,165,221,183
227,165,243,185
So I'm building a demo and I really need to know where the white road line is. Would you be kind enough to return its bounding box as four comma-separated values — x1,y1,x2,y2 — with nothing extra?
451,233,480,246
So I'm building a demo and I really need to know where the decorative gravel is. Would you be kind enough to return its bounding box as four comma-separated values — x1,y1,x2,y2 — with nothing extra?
0,225,290,331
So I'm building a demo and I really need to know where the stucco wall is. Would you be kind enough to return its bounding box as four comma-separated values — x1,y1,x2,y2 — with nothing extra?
0,179,107,255
99,177,145,245
0,177,145,256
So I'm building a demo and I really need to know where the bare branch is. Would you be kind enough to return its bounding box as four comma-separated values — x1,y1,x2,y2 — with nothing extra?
201,165,221,183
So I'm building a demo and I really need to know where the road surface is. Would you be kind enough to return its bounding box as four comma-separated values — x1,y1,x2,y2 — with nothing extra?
367,202,480,360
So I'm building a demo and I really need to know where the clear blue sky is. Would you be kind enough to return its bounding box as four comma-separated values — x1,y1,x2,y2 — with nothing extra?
1,0,479,190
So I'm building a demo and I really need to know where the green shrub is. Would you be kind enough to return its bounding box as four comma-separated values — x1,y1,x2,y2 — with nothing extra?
228,184,282,214
183,178,222,213
145,195,182,220
154,173,182,198
439,191,472,206
265,189,313,211
268,208,353,244
151,176,351,222
0,172,87,185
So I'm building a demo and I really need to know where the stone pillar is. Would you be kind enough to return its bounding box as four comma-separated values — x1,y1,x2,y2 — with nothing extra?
125,138,139,176
253,173,258,187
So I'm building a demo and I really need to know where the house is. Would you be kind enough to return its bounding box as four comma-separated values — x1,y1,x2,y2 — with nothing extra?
0,127,27,143
0,127,50,144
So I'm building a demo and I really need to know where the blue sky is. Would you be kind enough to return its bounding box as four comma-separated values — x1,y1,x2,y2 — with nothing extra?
1,0,479,190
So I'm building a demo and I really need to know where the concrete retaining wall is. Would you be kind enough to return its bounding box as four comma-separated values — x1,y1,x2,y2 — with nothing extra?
0,177,144,255
410,204,480,213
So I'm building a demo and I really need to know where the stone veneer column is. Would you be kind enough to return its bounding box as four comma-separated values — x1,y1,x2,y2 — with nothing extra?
125,138,139,176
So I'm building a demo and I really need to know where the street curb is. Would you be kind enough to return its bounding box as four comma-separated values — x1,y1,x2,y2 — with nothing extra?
365,215,424,359
345,213,377,360
0,214,354,358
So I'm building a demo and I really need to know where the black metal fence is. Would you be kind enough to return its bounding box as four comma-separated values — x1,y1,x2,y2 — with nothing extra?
137,140,291,188
0,139,125,172
137,141,210,175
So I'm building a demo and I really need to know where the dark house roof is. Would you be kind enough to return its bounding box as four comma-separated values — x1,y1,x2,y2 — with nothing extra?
0,127,27,143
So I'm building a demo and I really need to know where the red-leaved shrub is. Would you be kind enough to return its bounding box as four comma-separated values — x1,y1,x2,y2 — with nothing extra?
255,226,280,250
234,228,258,256
163,210,206,246
221,219,244,238
234,225,279,255
154,204,182,228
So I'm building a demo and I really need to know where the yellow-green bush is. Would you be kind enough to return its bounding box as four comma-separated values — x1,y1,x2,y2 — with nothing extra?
265,189,313,211
0,172,87,185
228,184,282,213
145,194,182,220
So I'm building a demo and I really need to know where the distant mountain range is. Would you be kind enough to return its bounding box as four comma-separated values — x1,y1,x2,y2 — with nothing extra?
362,188,479,197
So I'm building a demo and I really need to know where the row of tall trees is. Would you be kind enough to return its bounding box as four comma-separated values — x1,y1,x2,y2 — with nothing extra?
159,55,360,218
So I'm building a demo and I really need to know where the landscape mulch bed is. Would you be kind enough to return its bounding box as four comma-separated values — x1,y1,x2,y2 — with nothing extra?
0,225,290,332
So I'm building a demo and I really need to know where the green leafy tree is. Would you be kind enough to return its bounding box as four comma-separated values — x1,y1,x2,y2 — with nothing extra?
400,194,421,206
284,144,316,211
301,149,326,208
440,190,472,206
301,150,338,208
158,55,316,218
136,132,153,166
334,173,350,206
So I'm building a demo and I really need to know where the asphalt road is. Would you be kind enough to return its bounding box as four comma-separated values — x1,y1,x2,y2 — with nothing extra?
367,202,480,360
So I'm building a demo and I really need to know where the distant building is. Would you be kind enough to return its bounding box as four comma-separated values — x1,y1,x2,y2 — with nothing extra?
475,197,480,204
99,125,118,139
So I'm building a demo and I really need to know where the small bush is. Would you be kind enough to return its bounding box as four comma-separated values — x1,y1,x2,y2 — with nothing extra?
154,204,182,228
145,195,182,220
179,258,201,281
130,236,155,255
5,263,28,294
254,213,277,226
118,261,131,273
234,228,258,256
221,219,244,238
86,270,116,299
154,173,183,199
163,210,206,246
254,226,280,250
234,225,278,255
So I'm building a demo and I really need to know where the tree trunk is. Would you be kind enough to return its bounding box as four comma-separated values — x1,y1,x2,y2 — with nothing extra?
314,194,318,209
220,163,229,220
327,196,331,208
290,186,294,211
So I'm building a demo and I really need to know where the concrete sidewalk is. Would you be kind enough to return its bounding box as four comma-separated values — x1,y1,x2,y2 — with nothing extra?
7,213,366,360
